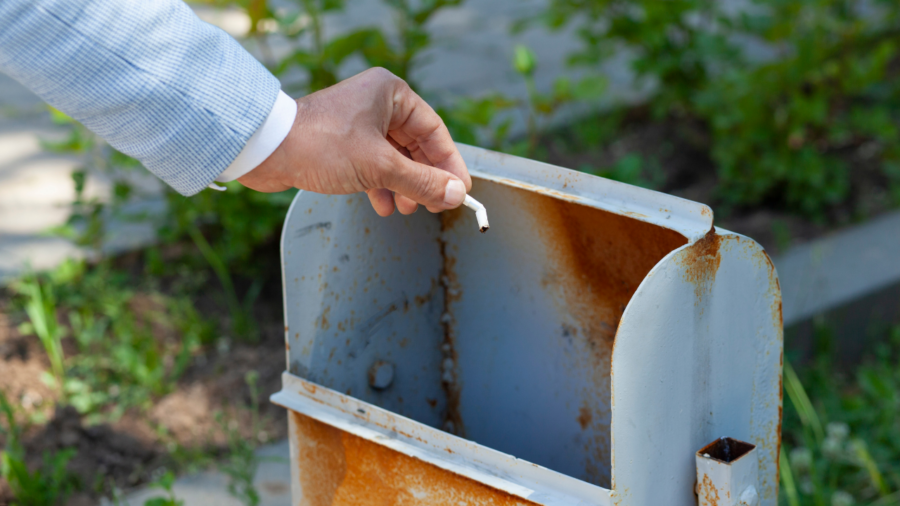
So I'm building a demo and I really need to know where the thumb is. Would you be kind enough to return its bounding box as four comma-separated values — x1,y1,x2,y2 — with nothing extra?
378,148,467,210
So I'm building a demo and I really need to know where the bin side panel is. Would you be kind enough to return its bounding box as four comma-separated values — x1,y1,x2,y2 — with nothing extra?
444,182,687,489
287,410,541,506
282,192,445,427
610,232,782,506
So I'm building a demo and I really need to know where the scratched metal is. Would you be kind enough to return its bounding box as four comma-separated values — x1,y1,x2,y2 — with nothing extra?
277,143,782,506
281,192,446,427
610,230,782,506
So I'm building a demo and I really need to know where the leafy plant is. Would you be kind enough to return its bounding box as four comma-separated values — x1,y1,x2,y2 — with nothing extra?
12,259,205,419
510,44,607,158
533,0,738,118
273,0,373,93
591,153,664,189
1,449,78,506
358,0,465,89
0,391,79,506
217,371,273,506
780,325,900,505
439,44,605,158
13,275,66,392
142,470,183,506
694,0,900,217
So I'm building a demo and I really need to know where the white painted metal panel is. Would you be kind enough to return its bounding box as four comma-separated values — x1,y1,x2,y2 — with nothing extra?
276,143,782,505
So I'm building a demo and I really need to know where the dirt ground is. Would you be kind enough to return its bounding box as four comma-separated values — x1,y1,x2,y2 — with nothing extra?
0,262,289,505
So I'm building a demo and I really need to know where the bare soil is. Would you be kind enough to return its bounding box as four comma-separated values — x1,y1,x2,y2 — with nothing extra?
0,247,289,505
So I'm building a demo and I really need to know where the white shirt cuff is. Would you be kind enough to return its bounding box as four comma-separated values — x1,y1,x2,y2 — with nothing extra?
214,90,297,184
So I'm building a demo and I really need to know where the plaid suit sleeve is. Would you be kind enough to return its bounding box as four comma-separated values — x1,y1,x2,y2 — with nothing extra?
0,0,281,196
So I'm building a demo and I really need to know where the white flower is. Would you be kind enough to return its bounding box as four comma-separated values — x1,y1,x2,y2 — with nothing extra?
800,478,814,495
827,422,850,441
822,436,843,460
790,447,813,472
831,490,854,506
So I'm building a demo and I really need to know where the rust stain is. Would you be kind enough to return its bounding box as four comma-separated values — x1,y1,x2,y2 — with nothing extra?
677,229,722,299
524,189,688,349
577,403,593,430
291,412,538,506
286,341,291,351
440,206,466,232
698,473,719,506
761,250,784,329
438,213,465,438
293,411,347,506
518,188,687,488
319,307,331,331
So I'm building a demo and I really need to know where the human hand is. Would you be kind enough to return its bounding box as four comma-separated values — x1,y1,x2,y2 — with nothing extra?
238,67,472,216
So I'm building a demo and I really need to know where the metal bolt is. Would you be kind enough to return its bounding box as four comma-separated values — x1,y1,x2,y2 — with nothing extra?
368,361,395,390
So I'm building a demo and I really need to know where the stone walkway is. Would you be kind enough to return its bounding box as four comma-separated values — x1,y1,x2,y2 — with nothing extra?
105,441,292,506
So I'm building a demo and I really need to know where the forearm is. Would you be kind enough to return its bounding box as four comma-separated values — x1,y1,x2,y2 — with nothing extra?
0,0,281,195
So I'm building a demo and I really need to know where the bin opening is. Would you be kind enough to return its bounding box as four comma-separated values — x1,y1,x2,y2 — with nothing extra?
698,437,757,463
282,177,688,490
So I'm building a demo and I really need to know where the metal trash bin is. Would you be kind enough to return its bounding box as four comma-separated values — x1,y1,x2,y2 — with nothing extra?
271,144,783,506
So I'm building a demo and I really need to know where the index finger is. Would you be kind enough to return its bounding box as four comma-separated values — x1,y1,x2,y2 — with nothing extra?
385,80,472,191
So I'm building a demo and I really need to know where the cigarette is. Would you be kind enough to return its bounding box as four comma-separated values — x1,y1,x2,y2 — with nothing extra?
462,195,490,233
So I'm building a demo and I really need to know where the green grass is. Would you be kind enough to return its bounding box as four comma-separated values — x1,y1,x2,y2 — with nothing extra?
780,325,900,505
10,259,210,421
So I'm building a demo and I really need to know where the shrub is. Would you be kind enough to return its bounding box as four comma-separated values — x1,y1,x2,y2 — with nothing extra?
695,0,900,217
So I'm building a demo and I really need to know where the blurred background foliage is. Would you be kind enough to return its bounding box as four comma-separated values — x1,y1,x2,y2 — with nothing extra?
4,0,900,504
53,0,900,270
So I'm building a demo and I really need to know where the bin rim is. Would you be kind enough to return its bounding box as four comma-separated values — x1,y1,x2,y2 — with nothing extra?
457,143,714,243
272,372,612,506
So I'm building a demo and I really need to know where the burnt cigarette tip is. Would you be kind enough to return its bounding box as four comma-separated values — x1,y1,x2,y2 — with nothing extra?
463,195,490,233
480,226,489,233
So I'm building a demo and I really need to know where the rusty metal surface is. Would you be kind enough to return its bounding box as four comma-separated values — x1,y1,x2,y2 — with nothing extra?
610,230,782,506
280,192,446,427
277,143,781,506
288,411,537,506
273,373,610,505
696,438,761,506
440,183,687,487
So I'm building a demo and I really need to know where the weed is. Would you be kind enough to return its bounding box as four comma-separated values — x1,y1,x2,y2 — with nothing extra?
11,260,204,419
532,0,738,118
359,0,465,90
781,324,900,504
142,470,183,506
695,0,900,217
187,225,260,341
217,371,272,506
12,274,66,393
591,153,664,189
0,391,79,506
1,449,78,506
440,43,605,158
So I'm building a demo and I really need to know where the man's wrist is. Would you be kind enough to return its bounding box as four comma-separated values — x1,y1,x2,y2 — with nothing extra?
214,91,297,184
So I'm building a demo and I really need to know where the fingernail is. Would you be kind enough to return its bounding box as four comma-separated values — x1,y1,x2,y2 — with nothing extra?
443,179,466,207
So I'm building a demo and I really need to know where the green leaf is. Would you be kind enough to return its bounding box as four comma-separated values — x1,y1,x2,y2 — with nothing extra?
513,44,537,76
572,74,608,100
